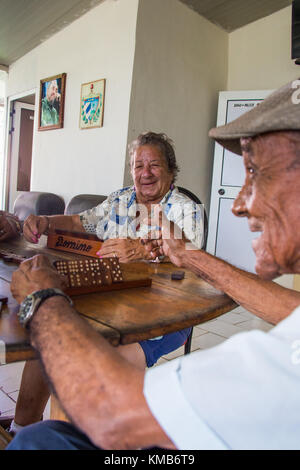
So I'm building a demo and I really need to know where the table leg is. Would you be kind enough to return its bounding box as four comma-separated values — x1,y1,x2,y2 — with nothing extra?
0,425,12,449
50,395,69,422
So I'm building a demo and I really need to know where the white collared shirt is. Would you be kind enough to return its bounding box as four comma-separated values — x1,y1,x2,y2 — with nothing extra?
144,305,300,450
80,186,204,249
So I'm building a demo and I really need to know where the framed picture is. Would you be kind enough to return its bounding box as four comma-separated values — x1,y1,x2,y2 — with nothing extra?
79,79,106,129
38,73,66,131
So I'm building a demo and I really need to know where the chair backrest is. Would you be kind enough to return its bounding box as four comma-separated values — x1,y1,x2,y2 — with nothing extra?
178,186,209,356
64,194,106,215
13,191,65,221
177,186,208,250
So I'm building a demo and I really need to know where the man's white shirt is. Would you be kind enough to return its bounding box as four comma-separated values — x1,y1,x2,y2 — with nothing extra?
144,306,300,450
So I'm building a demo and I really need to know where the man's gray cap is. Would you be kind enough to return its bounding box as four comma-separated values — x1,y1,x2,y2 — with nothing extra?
209,79,300,155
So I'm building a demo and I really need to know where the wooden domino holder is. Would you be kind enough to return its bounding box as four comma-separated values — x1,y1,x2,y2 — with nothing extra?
47,229,102,258
48,231,152,295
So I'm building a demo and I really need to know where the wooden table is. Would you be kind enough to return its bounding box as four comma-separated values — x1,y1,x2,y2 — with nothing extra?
0,236,237,364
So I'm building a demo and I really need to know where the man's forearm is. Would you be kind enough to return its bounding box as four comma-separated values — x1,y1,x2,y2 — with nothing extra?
29,296,173,449
179,249,300,324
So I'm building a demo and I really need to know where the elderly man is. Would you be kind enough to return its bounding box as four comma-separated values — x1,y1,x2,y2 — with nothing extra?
7,79,300,450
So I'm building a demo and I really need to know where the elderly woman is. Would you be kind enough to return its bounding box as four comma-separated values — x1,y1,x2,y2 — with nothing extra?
23,132,203,259
9,131,204,434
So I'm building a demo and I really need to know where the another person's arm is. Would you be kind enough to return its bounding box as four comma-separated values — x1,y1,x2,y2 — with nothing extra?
11,256,174,450
171,246,300,324
147,211,300,325
0,211,22,241
23,214,84,243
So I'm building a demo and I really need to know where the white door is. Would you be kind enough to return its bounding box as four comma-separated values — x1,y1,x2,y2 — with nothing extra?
207,90,272,273
7,101,35,212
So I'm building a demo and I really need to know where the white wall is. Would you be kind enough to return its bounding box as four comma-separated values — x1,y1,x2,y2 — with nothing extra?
6,0,139,205
228,6,299,91
0,71,8,209
124,0,228,211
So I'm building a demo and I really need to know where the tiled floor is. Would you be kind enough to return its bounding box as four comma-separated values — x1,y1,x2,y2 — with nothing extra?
0,305,272,420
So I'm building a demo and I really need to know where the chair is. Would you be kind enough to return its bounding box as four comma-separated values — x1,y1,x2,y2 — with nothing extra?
177,186,208,251
13,191,65,221
64,194,106,215
177,187,208,355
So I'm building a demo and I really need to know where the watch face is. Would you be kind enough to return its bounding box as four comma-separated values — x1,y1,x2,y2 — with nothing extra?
17,288,72,328
18,294,35,325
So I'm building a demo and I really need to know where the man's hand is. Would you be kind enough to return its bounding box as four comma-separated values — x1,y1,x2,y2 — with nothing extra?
0,211,21,241
23,215,49,243
97,238,158,263
11,255,65,304
143,208,198,267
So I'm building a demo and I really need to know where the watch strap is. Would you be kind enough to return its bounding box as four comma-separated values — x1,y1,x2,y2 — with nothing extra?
18,288,73,328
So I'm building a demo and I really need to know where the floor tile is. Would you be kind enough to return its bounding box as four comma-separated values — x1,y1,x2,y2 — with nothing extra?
162,346,185,361
0,362,25,393
155,357,169,366
231,305,248,314
219,311,252,325
191,326,208,337
198,319,247,339
0,409,15,417
0,389,16,415
235,318,273,333
7,391,18,403
44,399,50,420
191,332,226,350
237,310,256,320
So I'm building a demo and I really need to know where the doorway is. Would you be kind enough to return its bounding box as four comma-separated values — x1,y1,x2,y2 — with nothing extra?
5,92,35,212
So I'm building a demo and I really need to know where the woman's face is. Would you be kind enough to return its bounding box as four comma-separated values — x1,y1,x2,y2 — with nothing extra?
131,144,173,204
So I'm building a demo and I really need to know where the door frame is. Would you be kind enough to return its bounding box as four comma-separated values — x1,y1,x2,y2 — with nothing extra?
8,101,35,212
3,88,37,211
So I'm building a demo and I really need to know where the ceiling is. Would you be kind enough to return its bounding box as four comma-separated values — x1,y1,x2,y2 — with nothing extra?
0,0,293,67
179,0,292,32
0,0,105,67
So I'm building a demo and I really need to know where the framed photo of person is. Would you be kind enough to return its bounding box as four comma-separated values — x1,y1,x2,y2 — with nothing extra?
38,73,66,131
79,79,106,129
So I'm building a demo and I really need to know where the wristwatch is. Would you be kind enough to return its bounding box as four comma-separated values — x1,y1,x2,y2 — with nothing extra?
18,288,73,328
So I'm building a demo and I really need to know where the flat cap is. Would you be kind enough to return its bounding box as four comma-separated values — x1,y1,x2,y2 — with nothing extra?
209,79,300,155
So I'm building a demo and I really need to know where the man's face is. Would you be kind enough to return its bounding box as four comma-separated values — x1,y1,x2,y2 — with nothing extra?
47,80,58,103
232,131,300,280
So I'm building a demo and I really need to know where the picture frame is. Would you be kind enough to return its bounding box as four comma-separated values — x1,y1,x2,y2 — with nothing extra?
38,73,66,131
79,78,106,129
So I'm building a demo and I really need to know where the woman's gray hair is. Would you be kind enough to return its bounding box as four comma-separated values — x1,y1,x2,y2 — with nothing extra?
128,131,180,182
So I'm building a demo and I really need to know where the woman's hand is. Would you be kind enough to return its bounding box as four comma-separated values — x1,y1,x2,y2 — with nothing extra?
97,238,159,263
23,215,49,243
